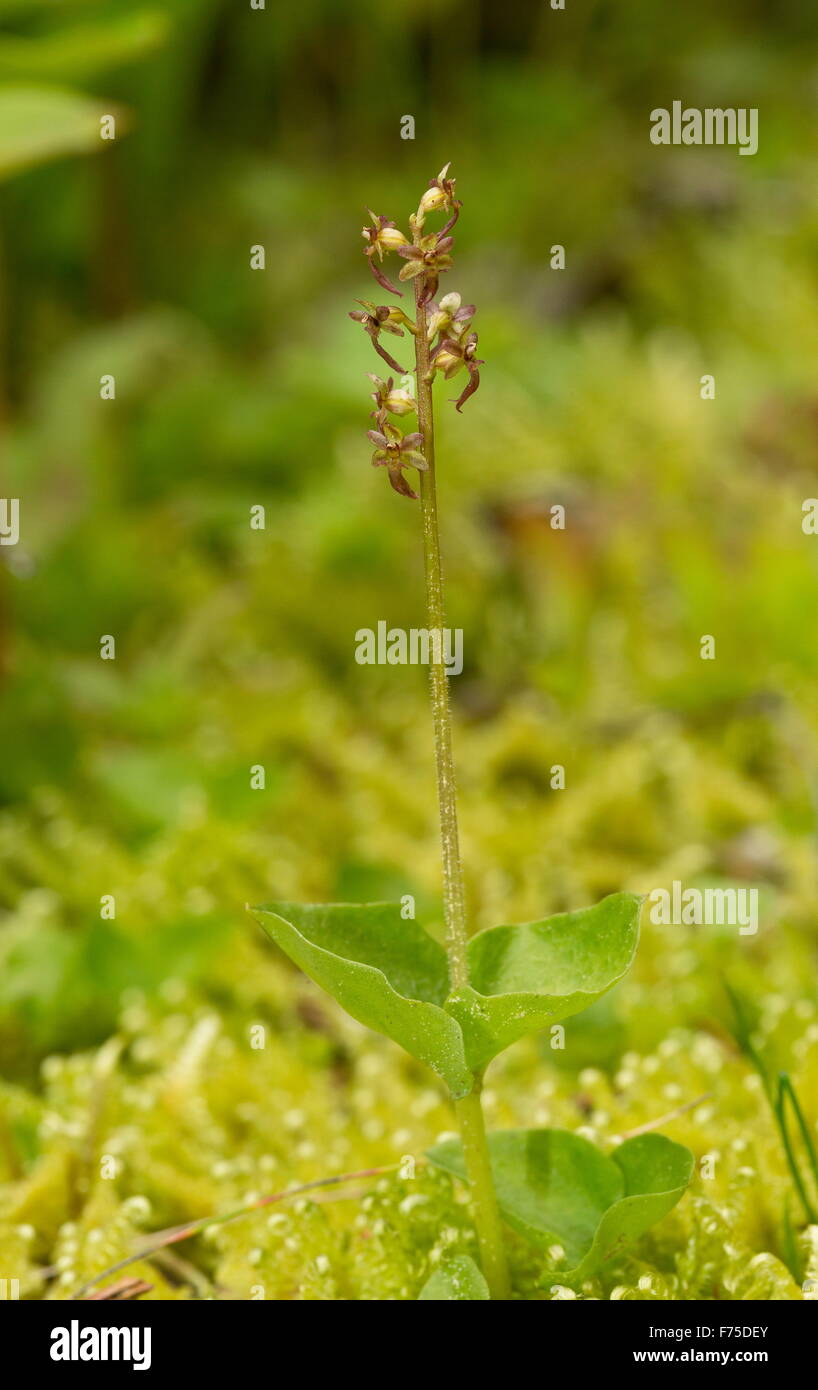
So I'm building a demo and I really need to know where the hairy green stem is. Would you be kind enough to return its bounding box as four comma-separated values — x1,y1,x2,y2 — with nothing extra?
413,271,511,1301
413,285,468,989
454,1084,512,1300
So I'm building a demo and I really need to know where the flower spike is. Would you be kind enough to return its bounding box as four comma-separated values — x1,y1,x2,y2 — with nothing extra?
353,165,484,499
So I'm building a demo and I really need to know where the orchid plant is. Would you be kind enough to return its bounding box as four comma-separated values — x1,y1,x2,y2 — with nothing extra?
252,166,692,1300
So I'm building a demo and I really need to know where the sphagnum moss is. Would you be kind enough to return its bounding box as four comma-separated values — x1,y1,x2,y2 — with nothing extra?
1,984,812,1301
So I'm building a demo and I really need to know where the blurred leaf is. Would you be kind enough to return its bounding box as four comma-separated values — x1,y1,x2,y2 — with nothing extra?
0,910,234,1069
90,747,205,828
0,12,169,82
0,1,96,12
417,1255,490,1301
0,85,122,177
428,1129,693,1278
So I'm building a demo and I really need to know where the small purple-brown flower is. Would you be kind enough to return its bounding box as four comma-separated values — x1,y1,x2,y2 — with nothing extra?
396,230,454,306
349,300,416,374
426,292,476,344
362,211,410,295
368,374,417,419
430,330,484,412
367,423,428,500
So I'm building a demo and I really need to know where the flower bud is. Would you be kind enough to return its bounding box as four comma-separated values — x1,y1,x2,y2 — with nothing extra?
434,346,461,375
368,373,416,418
385,385,416,416
415,163,459,227
384,306,417,333
379,226,409,251
418,186,446,215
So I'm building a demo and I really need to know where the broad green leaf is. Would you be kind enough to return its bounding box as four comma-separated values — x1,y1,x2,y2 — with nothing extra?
417,1255,490,1301
0,86,123,179
251,902,474,1097
580,1132,695,1280
444,893,641,1071
428,1128,693,1279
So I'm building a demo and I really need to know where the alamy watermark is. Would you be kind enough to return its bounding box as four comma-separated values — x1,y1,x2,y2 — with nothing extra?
648,881,758,935
650,102,758,156
50,1321,151,1370
355,621,463,676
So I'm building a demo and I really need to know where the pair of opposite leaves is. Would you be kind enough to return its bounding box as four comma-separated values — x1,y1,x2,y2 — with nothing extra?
252,892,642,1097
253,893,693,1290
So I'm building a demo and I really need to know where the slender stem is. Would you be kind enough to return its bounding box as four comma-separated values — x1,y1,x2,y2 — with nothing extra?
413,280,468,988
454,1084,512,1300
413,267,511,1301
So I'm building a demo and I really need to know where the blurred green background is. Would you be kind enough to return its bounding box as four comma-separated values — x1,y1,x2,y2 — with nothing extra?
2,0,818,1299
